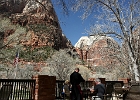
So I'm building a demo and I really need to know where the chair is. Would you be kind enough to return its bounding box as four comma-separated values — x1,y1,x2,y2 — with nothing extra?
103,83,114,100
90,85,105,100
113,83,124,100
125,85,140,100
92,95,101,100
0,84,13,100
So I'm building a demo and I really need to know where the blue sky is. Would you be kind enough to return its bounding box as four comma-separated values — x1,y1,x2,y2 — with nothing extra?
54,9,92,46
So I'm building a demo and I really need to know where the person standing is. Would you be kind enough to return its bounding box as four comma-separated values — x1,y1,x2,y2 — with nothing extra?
70,68,85,100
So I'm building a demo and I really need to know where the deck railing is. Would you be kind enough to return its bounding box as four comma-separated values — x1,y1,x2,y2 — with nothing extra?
55,80,93,99
0,79,36,100
55,80,125,100
0,79,126,100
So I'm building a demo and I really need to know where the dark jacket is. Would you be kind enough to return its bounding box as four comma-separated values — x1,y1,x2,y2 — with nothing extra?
70,71,85,85
94,83,105,98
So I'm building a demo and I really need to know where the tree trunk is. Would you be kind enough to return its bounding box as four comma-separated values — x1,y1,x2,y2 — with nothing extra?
132,62,140,81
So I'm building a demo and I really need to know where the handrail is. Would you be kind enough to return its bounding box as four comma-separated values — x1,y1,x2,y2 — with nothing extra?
0,79,36,100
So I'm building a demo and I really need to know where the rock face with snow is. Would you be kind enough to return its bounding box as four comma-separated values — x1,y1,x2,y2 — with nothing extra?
75,35,120,68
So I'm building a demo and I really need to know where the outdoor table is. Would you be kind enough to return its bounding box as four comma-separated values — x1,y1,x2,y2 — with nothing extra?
82,88,97,100
82,88,91,99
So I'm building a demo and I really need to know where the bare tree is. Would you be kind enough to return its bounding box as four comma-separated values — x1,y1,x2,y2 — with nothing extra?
82,34,130,80
46,49,82,80
55,0,140,81
1,0,139,81
0,17,26,64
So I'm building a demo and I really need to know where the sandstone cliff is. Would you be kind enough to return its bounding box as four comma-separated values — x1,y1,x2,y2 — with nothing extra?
0,0,75,79
74,34,121,69
0,0,73,50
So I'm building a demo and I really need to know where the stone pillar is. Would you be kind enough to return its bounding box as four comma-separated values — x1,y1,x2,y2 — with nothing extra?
32,75,56,100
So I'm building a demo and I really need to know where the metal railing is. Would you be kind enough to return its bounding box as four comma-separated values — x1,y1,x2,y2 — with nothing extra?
55,80,65,99
55,80,93,100
55,80,125,100
0,79,126,100
0,79,36,100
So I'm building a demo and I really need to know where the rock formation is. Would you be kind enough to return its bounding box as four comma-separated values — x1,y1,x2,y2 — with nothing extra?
0,0,75,79
74,34,121,69
0,0,73,50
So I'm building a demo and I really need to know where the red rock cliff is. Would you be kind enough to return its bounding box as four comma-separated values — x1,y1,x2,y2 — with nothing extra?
0,0,73,50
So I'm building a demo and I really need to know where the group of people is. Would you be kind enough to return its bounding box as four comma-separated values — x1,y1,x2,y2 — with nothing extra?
62,67,105,100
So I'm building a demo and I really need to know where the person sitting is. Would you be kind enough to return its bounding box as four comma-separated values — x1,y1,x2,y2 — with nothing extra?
62,80,71,99
89,78,105,100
